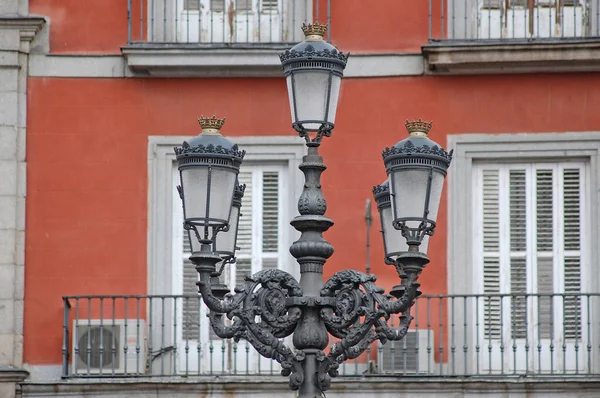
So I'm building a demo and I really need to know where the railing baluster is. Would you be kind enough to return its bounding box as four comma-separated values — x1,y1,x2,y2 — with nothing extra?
587,294,591,373
111,297,117,375
74,298,80,375
562,294,567,375
326,0,331,42
185,296,190,376
148,297,154,374
463,296,468,376
415,298,420,374
427,296,431,374
173,297,178,375
537,294,542,374
99,297,104,376
62,297,70,377
500,295,504,375
450,296,455,375
438,297,444,375
428,0,432,40
475,295,480,375
197,298,201,375
139,0,143,41
86,300,92,376
124,298,129,375
136,297,141,374
160,297,165,375
550,295,555,374
127,0,132,42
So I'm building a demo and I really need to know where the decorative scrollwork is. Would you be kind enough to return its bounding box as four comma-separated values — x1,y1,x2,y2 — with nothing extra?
195,267,306,389
316,268,422,385
174,141,246,159
381,140,453,163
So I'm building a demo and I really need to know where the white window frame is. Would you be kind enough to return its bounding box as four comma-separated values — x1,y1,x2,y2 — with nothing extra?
147,135,306,374
447,132,600,374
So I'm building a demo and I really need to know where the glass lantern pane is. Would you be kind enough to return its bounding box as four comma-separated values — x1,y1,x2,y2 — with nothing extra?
292,70,329,130
181,166,209,223
390,168,430,229
427,171,445,223
326,74,341,125
214,205,240,256
381,205,407,258
286,75,296,124
207,167,237,224
187,228,202,253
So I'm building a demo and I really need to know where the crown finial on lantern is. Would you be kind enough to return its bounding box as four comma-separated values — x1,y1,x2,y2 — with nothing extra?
301,22,328,38
405,119,433,137
198,115,225,134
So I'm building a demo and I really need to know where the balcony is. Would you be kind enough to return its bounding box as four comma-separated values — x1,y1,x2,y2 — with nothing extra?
121,0,330,77
423,0,600,74
55,292,600,394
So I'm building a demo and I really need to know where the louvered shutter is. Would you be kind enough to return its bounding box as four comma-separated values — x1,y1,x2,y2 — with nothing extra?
235,171,253,288
261,0,279,11
477,163,585,347
509,170,527,340
481,169,501,340
562,168,582,340
233,167,282,287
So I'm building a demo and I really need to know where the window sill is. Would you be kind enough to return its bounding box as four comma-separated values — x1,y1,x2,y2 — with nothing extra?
121,43,291,77
422,39,600,74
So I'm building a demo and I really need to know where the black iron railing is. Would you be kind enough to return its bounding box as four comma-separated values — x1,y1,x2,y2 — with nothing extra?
428,0,600,42
126,0,332,45
62,293,600,378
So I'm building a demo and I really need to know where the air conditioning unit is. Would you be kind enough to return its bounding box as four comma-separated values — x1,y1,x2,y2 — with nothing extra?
72,319,146,375
378,329,434,374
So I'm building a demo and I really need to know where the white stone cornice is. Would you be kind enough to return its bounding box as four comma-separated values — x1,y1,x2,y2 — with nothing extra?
0,16,45,49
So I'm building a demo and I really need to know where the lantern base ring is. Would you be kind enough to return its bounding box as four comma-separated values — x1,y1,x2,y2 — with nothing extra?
393,218,436,249
293,122,334,146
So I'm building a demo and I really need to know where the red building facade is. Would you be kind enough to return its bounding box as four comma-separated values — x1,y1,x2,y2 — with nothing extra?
1,0,600,396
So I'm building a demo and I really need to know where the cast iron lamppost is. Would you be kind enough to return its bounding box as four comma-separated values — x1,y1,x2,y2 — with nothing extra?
174,23,452,397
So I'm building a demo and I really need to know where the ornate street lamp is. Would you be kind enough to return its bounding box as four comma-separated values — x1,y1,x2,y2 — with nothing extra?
174,115,245,254
382,120,452,252
177,23,452,398
280,22,348,142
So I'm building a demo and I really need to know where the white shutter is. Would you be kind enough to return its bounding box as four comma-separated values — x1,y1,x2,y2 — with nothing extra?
476,162,586,348
481,169,501,340
562,168,582,340
232,165,284,288
235,171,253,288
261,0,279,11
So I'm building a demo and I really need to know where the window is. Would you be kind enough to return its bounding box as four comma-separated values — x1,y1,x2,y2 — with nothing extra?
147,136,305,375
174,162,288,373
477,0,587,39
473,161,587,373
447,0,592,40
175,0,292,43
447,132,600,375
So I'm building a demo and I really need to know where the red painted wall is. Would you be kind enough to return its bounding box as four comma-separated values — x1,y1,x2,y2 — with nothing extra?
25,74,600,364
30,0,429,54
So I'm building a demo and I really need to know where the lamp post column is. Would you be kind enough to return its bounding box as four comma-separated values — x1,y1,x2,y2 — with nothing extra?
289,144,334,398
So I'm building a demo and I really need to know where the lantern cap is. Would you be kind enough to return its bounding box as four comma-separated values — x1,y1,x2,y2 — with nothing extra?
279,23,348,70
174,115,245,161
301,22,328,39
198,115,225,135
372,180,390,206
381,119,453,167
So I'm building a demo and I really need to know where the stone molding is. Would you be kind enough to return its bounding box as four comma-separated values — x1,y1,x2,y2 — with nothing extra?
423,40,600,74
